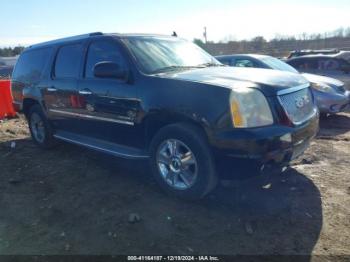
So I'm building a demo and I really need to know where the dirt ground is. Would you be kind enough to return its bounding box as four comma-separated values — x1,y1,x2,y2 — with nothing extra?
0,112,349,257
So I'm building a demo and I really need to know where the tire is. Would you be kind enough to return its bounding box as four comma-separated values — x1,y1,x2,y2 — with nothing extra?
27,104,56,148
149,123,218,200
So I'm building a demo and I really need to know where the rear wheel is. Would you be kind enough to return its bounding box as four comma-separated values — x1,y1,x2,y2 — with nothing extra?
150,123,218,200
28,105,56,148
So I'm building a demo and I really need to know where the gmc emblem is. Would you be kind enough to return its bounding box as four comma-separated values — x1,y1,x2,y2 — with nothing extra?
295,95,310,109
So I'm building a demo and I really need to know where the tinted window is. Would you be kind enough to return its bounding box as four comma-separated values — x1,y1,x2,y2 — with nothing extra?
317,58,340,70
55,44,83,78
289,59,317,70
12,48,51,84
85,41,126,78
234,59,255,67
216,57,230,65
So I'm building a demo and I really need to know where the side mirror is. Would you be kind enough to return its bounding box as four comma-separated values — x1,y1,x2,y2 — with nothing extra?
93,61,127,80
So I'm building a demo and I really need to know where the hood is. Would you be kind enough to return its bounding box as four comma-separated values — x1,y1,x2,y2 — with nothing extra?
302,73,344,87
159,67,309,96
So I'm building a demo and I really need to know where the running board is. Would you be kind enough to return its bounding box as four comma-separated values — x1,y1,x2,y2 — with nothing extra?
53,131,149,159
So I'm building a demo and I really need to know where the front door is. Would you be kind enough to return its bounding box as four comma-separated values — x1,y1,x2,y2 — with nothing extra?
76,39,142,148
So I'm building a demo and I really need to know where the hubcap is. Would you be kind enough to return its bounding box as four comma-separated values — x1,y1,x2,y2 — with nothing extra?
30,113,45,143
156,139,198,190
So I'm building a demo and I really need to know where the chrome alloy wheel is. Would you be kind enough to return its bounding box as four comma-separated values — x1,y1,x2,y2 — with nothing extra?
30,113,45,143
156,139,198,190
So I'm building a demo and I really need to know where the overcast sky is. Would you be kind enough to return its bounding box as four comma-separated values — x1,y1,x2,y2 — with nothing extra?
1,0,349,47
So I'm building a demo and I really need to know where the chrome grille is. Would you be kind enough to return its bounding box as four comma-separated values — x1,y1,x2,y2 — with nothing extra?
279,88,315,124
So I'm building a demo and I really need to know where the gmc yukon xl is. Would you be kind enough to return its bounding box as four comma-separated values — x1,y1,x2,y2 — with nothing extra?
11,33,319,199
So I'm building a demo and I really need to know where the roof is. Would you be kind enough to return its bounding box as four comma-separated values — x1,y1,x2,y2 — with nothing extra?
288,54,345,60
27,32,177,50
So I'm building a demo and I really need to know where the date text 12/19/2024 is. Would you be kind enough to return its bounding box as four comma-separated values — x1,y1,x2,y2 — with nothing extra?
127,256,219,261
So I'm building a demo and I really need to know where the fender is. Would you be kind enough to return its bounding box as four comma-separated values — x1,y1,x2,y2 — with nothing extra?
142,109,213,149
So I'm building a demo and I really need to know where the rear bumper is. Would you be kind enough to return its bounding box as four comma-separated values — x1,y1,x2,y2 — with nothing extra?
314,90,350,114
210,113,319,179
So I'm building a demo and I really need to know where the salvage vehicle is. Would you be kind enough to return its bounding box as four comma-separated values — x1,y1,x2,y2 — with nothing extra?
287,49,350,62
0,66,13,79
11,33,319,199
286,55,350,87
216,54,350,115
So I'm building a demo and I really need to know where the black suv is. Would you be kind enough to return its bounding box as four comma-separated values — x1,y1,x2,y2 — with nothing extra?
11,33,319,199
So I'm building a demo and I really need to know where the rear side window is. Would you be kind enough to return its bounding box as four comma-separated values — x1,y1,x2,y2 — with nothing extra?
217,57,230,65
289,59,317,70
12,48,51,83
317,58,340,70
54,44,83,78
85,40,126,78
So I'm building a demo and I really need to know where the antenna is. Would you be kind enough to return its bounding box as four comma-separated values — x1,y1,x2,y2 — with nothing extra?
203,27,207,43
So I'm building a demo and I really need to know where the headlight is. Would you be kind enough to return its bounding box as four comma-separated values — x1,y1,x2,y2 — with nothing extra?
311,82,337,94
230,88,273,128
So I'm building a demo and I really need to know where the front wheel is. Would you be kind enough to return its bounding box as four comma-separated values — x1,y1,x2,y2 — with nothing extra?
149,123,218,200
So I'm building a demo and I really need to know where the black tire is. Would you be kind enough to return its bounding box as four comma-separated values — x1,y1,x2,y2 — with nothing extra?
149,122,218,200
27,104,56,148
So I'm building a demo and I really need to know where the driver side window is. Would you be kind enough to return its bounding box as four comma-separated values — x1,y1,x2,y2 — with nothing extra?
85,40,126,79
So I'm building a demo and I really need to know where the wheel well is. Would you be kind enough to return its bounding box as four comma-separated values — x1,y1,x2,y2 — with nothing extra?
22,98,40,118
145,114,209,148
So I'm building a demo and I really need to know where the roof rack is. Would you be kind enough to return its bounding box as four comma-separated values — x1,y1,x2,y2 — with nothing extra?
288,49,340,59
28,32,104,49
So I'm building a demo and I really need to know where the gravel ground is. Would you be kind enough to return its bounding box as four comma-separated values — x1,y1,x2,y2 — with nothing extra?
0,113,349,257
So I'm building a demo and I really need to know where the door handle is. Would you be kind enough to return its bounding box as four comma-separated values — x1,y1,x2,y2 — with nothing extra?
79,90,93,95
47,87,57,92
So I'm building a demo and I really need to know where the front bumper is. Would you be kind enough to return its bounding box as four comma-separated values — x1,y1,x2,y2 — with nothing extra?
211,113,319,179
314,89,350,114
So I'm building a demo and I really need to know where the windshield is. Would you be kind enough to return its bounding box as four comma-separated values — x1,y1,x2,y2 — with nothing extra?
261,56,299,74
122,37,221,74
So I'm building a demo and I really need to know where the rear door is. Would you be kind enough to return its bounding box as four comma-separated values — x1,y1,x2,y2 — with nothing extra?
46,43,84,133
76,38,141,147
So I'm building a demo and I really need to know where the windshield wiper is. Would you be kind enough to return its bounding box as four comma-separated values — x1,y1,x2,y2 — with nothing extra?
152,65,200,74
197,62,225,67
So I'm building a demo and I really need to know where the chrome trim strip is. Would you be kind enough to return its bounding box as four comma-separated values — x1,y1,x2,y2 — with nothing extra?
49,109,134,126
277,83,310,96
53,134,149,159
78,90,92,95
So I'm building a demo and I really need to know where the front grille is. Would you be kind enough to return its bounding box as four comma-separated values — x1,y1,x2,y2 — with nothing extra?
279,88,315,124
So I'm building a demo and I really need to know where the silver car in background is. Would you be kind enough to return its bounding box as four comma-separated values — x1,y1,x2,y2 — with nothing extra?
216,54,350,115
286,55,350,87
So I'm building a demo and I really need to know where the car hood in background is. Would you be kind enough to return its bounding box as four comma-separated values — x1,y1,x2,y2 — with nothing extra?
302,73,344,87
159,67,309,96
